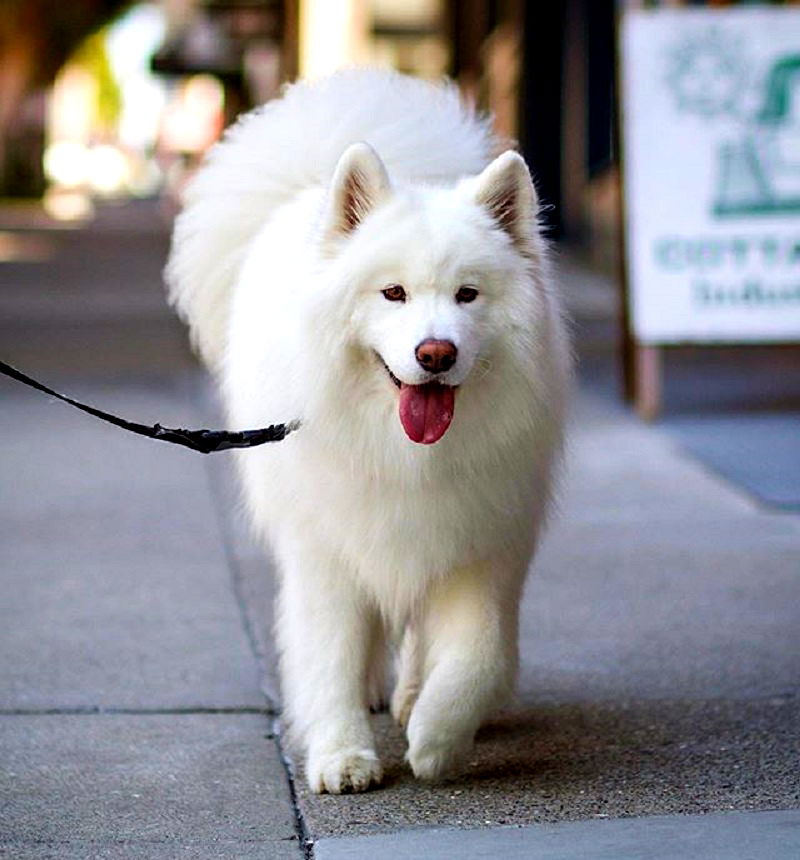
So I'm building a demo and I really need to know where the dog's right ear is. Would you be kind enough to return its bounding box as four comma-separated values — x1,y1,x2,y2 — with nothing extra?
324,142,391,241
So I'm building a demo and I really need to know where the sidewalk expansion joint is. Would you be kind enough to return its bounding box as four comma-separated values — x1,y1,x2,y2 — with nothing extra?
193,388,312,856
272,715,315,860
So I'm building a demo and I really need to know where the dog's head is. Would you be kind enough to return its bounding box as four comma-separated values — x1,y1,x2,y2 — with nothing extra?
316,142,545,446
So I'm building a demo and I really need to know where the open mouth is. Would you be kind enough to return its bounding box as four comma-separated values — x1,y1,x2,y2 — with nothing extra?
378,354,457,445
381,357,402,389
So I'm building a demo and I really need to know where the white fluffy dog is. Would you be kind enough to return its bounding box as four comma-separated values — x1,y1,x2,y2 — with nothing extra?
167,69,570,793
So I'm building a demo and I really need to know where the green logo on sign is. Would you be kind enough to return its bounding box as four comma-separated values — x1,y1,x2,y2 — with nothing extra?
667,29,800,218
715,55,800,217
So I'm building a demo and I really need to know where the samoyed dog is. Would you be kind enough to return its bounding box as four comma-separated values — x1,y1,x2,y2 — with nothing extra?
167,69,570,794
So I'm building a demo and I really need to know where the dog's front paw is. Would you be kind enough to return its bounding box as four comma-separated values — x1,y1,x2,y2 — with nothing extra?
306,748,383,794
406,721,472,781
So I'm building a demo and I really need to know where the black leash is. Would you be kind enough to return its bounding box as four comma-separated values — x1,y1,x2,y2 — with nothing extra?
0,359,299,453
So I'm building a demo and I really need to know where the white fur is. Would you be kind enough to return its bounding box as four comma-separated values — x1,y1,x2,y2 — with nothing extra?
166,68,571,794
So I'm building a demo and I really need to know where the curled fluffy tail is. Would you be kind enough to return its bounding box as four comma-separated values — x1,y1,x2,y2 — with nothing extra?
165,68,498,370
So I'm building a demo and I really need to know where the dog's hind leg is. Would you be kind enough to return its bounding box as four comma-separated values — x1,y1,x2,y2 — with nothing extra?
276,542,383,794
390,623,423,728
366,615,389,713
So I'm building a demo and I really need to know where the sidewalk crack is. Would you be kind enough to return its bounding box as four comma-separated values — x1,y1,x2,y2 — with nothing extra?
272,715,315,859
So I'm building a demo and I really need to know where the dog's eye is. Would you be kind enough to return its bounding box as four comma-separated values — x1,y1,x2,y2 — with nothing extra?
455,285,479,304
382,284,407,302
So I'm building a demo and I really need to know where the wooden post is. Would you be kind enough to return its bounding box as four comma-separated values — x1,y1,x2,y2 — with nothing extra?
634,343,662,421
613,4,636,405
282,0,300,83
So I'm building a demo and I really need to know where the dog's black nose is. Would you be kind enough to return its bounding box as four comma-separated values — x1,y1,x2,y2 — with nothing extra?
415,339,457,374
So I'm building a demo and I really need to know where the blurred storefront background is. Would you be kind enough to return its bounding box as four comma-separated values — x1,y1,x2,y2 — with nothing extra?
0,2,451,221
5,1,797,251
0,0,607,246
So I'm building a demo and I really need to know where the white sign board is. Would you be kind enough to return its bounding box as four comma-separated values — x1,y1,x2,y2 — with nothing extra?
622,8,800,344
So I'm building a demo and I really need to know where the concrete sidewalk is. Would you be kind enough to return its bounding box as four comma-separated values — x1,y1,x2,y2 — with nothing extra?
0,201,299,858
1,202,798,858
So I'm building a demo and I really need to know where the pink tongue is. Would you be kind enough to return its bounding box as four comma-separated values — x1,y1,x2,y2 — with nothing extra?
398,383,455,445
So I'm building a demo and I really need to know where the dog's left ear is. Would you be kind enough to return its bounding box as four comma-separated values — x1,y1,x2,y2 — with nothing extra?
324,142,391,241
473,150,538,250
